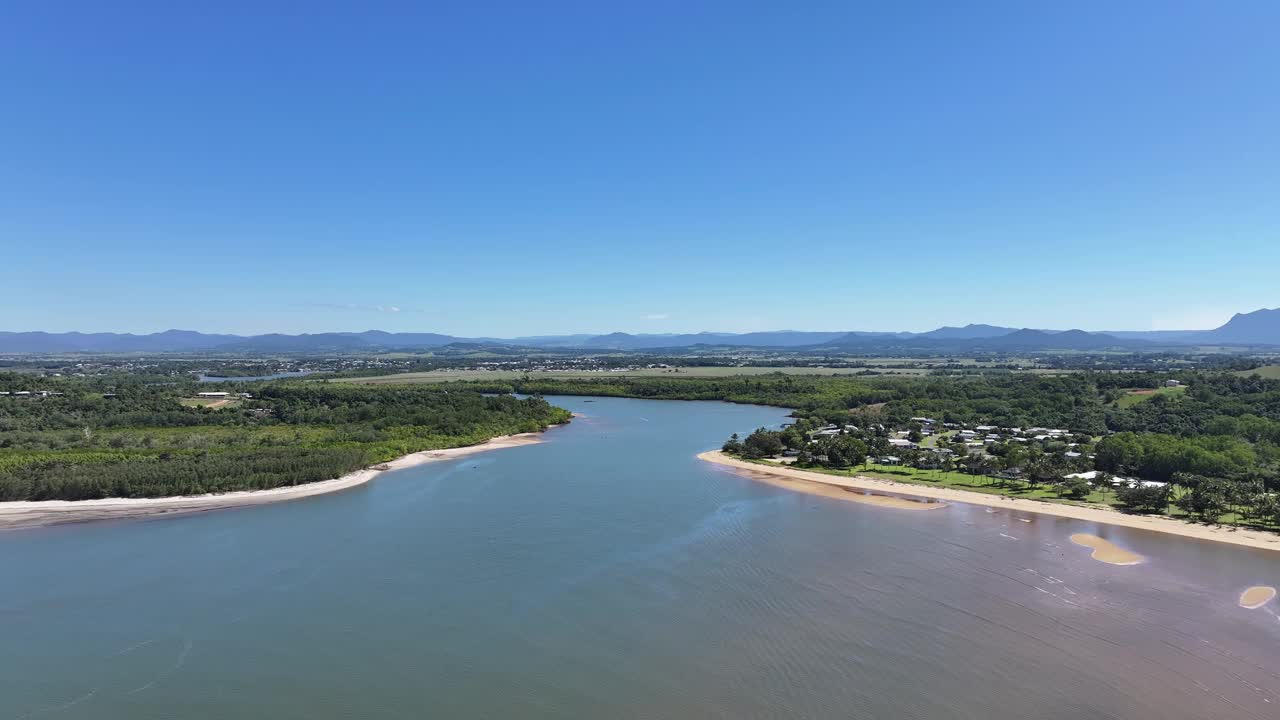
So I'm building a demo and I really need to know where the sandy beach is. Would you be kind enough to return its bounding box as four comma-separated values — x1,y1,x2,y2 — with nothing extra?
700,451,1280,553
718,463,948,511
0,434,546,531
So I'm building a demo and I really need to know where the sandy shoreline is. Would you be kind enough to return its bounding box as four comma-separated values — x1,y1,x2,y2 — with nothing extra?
0,433,547,531
699,451,1280,553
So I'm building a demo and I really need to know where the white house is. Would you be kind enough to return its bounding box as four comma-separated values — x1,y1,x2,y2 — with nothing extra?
197,391,230,399
1065,470,1143,487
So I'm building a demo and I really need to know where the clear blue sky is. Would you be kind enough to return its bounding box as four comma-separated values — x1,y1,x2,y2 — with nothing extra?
3,1,1277,336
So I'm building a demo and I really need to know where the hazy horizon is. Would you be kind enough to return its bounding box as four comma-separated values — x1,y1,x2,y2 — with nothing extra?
0,313,1257,339
5,2,1278,335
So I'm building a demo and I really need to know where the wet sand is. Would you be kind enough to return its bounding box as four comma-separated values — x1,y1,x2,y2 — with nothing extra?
727,466,946,511
0,434,547,531
699,451,1280,553
1238,586,1277,609
1070,533,1145,565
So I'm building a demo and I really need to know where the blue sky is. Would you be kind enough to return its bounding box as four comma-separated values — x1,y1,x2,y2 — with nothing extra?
2,1,1277,336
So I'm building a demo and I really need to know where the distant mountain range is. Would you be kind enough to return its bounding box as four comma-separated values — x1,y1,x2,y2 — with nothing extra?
4,308,1280,354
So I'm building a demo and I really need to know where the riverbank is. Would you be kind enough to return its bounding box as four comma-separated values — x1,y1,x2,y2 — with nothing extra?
699,451,1280,553
0,434,547,531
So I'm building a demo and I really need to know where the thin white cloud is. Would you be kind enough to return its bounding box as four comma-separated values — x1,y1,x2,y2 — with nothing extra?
301,302,419,314
642,313,670,321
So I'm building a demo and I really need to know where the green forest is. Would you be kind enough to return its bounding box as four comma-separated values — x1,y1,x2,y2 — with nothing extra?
468,372,1280,442
0,375,571,501
465,372,1280,527
7,368,1280,526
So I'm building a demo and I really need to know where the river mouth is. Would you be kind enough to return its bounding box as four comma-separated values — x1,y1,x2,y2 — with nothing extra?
2,396,1278,719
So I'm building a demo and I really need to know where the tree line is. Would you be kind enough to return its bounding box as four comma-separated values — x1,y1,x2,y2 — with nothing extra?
0,374,571,501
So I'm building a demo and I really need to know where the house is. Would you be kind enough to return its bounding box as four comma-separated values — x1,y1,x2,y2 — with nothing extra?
1164,379,1182,388
975,425,997,432
1064,451,1082,459
1065,470,1139,487
197,391,230,398
957,430,978,439
888,438,917,448
878,455,902,465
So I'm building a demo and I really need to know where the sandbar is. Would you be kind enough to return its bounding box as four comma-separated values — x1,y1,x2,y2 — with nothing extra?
726,465,946,511
699,451,1280,554
1239,586,1277,609
1069,533,1144,565
0,433,547,531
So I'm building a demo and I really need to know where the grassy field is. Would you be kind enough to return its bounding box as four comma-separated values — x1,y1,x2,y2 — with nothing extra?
1112,385,1186,408
1237,365,1280,379
750,459,1278,530
811,461,1122,506
179,397,243,409
341,361,1064,384
342,366,895,384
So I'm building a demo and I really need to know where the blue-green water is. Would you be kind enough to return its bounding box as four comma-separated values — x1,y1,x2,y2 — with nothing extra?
2,397,1278,719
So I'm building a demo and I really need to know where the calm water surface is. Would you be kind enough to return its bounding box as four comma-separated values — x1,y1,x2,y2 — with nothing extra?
197,371,314,382
2,397,1278,719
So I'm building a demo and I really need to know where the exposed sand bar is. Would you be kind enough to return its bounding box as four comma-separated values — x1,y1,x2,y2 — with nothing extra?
1070,533,1144,565
0,434,547,531
1239,586,1277,609
721,465,946,511
699,451,1280,553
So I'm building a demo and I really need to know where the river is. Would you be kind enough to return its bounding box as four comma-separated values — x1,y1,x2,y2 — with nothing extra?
2,396,1277,718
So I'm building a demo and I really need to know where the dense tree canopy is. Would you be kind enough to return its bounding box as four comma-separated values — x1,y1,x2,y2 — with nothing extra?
0,375,571,501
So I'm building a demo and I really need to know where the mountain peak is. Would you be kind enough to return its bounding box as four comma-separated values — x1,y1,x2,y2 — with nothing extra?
1205,307,1280,344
